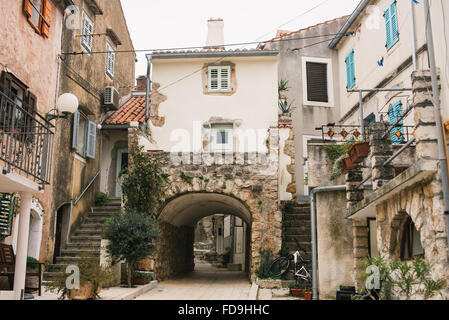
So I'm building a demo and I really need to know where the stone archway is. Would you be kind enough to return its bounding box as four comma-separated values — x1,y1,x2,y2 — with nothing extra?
152,152,283,281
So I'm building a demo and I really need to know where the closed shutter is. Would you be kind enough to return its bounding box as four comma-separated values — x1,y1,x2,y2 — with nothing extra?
220,67,230,91
85,121,97,159
41,0,52,38
385,1,399,50
209,67,219,91
106,44,115,77
306,62,328,103
0,193,15,238
389,101,404,144
23,0,33,17
72,110,80,150
346,50,355,89
81,14,93,52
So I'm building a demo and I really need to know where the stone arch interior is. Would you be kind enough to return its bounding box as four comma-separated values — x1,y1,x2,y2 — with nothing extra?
400,217,424,261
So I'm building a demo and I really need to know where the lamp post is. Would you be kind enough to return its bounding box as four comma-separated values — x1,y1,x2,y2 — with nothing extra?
46,93,79,121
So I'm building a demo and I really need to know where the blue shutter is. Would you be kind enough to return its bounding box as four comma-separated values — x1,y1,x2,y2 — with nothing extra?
385,1,399,50
346,50,355,89
389,101,404,144
72,110,80,150
85,121,97,159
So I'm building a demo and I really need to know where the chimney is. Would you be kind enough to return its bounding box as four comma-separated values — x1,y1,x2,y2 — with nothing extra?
205,18,225,50
136,75,147,92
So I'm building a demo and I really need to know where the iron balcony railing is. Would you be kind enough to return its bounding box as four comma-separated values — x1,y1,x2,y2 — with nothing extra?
0,90,54,187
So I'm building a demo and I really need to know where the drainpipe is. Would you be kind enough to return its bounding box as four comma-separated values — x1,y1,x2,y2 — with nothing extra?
309,185,346,300
423,0,449,249
410,0,418,71
145,53,153,126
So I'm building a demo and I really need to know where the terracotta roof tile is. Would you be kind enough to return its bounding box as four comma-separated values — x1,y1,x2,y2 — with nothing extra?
104,96,147,125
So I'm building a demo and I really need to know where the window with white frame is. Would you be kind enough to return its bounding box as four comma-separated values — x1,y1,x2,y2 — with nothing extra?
81,12,94,53
106,43,115,78
211,123,233,152
302,57,334,107
72,110,97,159
208,66,231,92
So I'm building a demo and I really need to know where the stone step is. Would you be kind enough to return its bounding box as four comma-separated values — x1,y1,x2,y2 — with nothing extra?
284,242,312,252
73,229,103,236
70,235,102,243
65,242,101,250
83,217,110,224
60,248,100,257
91,206,121,211
45,264,69,272
283,213,310,221
284,235,311,243
78,224,106,232
284,226,312,234
283,220,311,227
56,256,99,264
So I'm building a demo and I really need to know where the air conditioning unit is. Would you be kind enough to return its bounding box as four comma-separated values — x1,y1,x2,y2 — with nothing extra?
104,86,120,110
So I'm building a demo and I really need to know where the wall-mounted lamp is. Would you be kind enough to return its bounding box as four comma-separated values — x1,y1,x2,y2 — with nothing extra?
46,93,79,121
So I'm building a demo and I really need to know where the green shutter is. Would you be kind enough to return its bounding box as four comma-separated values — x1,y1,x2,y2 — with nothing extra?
0,193,15,237
385,1,399,50
346,50,355,89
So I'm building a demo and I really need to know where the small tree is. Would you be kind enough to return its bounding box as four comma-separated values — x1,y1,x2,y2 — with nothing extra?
104,209,159,287
120,143,167,216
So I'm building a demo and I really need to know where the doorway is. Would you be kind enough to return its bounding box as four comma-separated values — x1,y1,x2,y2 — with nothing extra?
115,148,129,197
53,204,70,264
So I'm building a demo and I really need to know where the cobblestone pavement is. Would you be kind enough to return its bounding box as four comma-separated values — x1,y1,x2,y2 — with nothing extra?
135,262,252,300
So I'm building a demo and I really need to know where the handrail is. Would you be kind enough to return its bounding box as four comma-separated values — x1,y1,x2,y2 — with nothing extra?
73,170,100,205
383,137,416,167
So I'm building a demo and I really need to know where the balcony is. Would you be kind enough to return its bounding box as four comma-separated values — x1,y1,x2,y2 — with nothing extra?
0,90,54,189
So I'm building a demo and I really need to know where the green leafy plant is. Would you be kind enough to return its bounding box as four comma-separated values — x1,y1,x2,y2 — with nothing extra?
95,193,111,206
204,178,210,183
46,251,115,300
279,246,289,258
120,143,167,216
180,171,193,184
278,79,290,99
222,182,227,189
278,99,296,116
104,208,159,288
354,255,445,300
324,142,355,180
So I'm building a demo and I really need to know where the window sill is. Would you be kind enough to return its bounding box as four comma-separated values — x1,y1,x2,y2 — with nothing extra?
74,153,87,163
303,101,333,108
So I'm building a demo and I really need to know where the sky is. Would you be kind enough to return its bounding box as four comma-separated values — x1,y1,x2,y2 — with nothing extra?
121,0,361,77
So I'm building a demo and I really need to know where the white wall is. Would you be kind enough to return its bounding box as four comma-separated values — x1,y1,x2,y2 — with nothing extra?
150,55,279,152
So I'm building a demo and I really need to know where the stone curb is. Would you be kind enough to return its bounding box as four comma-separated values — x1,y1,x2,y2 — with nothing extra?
109,280,158,300
248,282,259,300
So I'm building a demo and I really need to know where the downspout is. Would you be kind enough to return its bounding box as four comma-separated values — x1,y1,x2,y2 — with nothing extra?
145,53,153,126
309,185,346,300
423,0,449,249
410,0,418,71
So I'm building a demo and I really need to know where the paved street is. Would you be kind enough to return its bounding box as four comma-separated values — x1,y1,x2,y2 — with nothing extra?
135,262,252,300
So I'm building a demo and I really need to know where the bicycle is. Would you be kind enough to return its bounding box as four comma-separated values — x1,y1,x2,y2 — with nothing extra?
269,242,312,284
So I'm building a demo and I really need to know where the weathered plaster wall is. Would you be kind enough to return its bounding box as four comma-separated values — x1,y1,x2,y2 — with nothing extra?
264,18,346,195
278,127,295,200
48,0,135,262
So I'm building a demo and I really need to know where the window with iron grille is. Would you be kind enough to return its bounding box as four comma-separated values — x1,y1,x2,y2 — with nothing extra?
81,12,94,53
306,62,328,103
208,66,231,92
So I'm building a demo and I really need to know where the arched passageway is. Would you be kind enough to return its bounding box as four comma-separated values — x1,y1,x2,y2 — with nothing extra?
155,193,252,280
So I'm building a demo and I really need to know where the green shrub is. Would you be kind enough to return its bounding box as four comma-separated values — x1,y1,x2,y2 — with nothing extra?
95,193,110,206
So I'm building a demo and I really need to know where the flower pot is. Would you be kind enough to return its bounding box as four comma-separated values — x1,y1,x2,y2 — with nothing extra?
304,291,312,300
68,283,98,300
342,156,358,173
348,142,369,164
132,277,149,286
290,288,304,297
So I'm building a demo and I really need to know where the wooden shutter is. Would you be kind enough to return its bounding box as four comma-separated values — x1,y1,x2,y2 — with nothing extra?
346,51,355,89
220,67,230,91
385,7,392,49
23,0,33,17
390,1,399,43
41,0,52,38
72,110,80,150
81,14,93,52
106,44,115,77
85,121,97,159
0,193,15,238
306,62,328,103
209,67,219,91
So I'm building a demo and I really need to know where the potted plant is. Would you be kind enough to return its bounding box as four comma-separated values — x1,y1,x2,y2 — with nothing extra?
289,283,304,297
325,142,355,180
303,284,313,300
342,156,358,173
132,270,154,286
348,141,369,164
46,252,115,300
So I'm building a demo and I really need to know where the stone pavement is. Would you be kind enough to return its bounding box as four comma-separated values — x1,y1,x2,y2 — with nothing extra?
135,262,252,300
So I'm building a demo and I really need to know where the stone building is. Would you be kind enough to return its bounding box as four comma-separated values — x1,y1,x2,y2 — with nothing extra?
0,0,71,300
48,0,135,267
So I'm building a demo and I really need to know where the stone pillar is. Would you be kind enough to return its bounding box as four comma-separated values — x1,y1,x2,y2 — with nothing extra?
352,219,369,291
369,122,394,190
345,170,363,209
13,192,32,300
128,121,139,150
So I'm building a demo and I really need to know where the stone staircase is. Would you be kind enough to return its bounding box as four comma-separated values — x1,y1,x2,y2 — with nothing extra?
282,201,312,262
43,198,121,283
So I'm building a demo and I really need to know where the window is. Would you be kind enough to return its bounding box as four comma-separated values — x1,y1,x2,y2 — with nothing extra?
23,0,52,38
211,123,233,152
81,12,94,52
385,1,399,50
388,101,404,144
208,66,231,92
364,113,376,128
306,62,328,103
106,43,115,78
345,50,356,90
72,111,97,159
401,217,424,261
368,218,379,257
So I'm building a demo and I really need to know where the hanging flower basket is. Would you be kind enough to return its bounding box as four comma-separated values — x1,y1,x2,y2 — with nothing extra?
342,156,357,173
348,142,369,164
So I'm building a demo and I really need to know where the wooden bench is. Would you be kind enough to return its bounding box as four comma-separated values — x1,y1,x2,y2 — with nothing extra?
0,244,43,296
